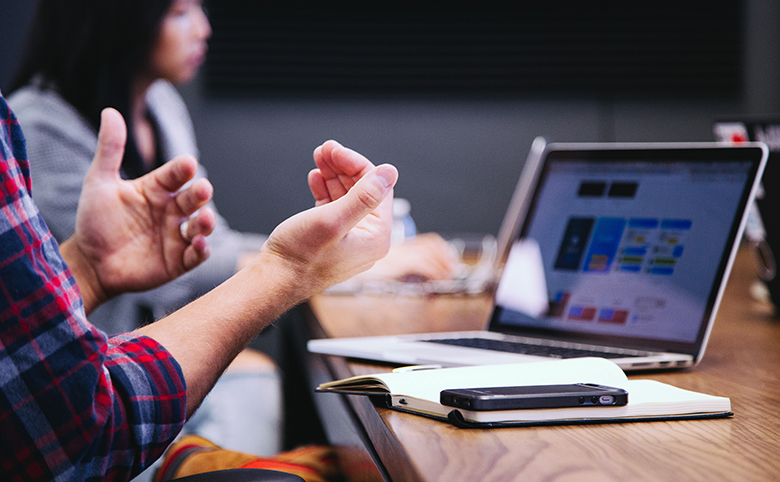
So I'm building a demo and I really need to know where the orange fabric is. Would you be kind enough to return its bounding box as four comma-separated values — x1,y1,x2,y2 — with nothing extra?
154,435,340,482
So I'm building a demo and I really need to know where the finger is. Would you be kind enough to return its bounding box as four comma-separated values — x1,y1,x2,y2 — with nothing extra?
312,142,337,179
185,207,217,240
144,154,200,193
175,178,213,216
308,169,332,206
316,164,398,237
89,108,127,177
182,234,211,271
314,140,375,179
314,141,351,200
324,175,350,201
315,141,377,201
331,144,375,178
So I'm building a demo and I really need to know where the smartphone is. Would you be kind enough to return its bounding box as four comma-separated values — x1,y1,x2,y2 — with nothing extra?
440,383,628,411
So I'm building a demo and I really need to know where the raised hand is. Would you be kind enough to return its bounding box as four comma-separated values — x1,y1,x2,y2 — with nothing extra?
309,141,456,283
60,108,216,312
258,140,398,298
307,140,376,206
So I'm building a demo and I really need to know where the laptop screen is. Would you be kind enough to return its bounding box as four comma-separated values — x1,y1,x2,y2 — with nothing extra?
491,145,765,355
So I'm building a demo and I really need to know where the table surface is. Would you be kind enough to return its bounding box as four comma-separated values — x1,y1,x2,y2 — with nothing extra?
308,247,780,481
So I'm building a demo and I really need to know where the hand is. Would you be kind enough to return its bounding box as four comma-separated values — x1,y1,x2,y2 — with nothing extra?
61,108,216,313
258,140,398,298
307,142,456,282
357,232,459,282
138,140,396,414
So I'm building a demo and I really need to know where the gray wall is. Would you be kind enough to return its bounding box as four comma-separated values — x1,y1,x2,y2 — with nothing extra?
3,1,780,238
0,2,36,91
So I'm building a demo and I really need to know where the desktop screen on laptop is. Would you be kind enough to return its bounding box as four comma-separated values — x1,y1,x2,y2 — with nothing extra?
493,150,759,354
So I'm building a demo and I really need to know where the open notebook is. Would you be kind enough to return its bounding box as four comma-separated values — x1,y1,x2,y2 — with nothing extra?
309,141,768,371
316,358,732,428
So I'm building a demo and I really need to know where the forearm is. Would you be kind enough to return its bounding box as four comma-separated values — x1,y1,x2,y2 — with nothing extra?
136,251,307,416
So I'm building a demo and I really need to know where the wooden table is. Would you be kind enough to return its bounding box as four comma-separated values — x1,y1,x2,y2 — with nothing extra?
305,247,780,481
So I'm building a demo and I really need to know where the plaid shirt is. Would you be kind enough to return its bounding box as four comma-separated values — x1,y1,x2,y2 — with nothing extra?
0,94,186,481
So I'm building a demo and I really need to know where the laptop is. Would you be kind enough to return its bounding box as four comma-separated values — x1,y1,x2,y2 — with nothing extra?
308,141,768,371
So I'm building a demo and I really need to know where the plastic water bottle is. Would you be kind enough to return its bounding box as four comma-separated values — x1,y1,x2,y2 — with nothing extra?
392,198,417,243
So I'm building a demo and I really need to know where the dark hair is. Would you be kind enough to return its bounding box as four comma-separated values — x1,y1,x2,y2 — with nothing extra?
10,0,174,178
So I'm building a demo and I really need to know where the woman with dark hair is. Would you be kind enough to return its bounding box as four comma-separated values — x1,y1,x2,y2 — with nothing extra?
9,0,257,334
9,1,285,477
10,0,457,330
11,0,183,178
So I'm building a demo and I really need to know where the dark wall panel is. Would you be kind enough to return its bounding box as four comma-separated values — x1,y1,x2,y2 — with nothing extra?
205,1,742,97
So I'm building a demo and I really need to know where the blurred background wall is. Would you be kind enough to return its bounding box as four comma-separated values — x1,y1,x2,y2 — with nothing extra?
1,1,779,238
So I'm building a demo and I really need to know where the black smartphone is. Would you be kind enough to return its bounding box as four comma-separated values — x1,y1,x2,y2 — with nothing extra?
440,383,628,411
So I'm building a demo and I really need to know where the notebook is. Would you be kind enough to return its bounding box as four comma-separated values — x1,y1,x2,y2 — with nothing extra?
308,141,768,371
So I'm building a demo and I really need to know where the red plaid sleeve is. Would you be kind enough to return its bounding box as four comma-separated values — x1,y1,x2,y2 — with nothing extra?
0,94,187,481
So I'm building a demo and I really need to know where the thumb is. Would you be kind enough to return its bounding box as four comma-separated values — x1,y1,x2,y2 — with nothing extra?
320,163,398,233
90,108,127,177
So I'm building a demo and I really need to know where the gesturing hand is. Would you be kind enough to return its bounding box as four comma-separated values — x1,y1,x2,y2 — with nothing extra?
135,140,396,409
259,140,398,299
61,108,216,313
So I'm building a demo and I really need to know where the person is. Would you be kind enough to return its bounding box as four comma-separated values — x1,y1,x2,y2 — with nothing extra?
0,89,399,480
8,0,456,336
7,0,455,464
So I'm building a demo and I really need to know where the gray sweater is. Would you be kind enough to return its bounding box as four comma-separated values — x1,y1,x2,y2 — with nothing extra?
9,80,266,334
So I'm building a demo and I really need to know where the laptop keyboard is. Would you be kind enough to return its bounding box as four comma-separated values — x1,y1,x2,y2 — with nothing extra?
426,337,651,359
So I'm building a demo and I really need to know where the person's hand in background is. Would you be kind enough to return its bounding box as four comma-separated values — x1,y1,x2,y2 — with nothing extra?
358,232,459,282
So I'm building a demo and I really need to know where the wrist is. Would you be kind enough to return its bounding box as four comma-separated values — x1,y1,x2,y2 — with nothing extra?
59,237,109,314
244,250,316,307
